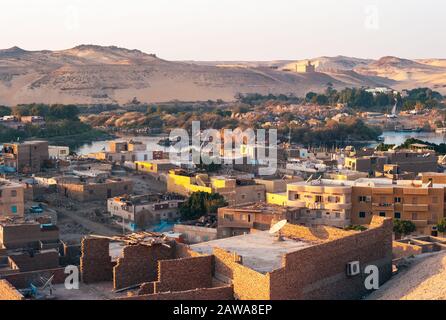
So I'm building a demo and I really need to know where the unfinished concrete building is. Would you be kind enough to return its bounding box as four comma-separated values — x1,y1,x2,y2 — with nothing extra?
2,141,49,173
0,216,392,300
57,176,133,202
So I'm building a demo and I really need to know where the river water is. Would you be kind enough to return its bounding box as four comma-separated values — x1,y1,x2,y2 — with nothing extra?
74,132,446,155
75,135,170,155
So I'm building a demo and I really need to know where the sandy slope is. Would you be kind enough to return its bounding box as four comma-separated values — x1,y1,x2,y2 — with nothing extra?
367,252,446,300
0,45,445,105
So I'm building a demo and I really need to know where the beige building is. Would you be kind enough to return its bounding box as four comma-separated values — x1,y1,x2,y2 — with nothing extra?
57,177,133,202
2,141,49,173
285,180,353,228
48,146,70,160
0,179,25,218
351,179,444,235
217,203,301,238
267,176,446,235
107,194,184,231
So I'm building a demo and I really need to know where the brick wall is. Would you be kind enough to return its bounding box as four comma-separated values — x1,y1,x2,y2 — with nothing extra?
119,285,234,300
2,268,66,289
0,280,24,300
113,243,174,290
8,250,60,272
268,216,393,300
213,248,270,300
80,238,113,284
155,255,213,293
0,224,59,250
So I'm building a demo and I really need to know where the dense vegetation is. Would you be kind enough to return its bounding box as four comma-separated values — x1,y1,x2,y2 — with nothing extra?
287,118,383,146
0,104,109,149
305,87,444,111
376,138,446,155
179,192,228,221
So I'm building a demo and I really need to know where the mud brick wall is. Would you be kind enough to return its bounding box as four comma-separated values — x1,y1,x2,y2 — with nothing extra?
80,238,113,284
138,282,155,295
268,216,393,300
0,280,25,300
119,285,234,301
213,247,270,300
155,255,213,293
8,250,60,272
113,243,174,290
2,268,66,289
0,224,59,250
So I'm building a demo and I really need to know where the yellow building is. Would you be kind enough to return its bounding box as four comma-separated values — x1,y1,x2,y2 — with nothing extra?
167,170,266,206
135,160,176,174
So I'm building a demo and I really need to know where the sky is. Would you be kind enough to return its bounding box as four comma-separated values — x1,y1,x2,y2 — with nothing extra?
0,0,445,61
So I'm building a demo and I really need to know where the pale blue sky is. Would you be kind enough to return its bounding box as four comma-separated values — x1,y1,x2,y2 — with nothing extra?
0,0,444,60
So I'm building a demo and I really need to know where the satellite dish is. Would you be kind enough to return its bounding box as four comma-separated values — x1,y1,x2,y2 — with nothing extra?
269,220,287,235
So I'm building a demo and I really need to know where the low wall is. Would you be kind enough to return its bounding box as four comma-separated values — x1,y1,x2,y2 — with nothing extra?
119,285,234,300
392,241,423,259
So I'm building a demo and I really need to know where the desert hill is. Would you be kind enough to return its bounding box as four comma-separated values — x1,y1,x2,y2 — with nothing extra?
0,45,445,105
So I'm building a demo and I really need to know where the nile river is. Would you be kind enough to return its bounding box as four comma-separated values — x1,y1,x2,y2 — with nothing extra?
74,131,446,155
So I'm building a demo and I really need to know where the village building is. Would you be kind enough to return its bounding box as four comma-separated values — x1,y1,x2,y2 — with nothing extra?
2,141,49,173
107,194,185,231
167,169,266,206
0,179,25,218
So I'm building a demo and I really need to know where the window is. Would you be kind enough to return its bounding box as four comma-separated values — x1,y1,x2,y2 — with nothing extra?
257,192,261,199
379,212,386,217
11,190,17,197
412,212,418,220
359,196,367,203
394,197,402,203
316,211,322,219
394,212,401,219
359,212,366,218
315,195,323,203
294,194,300,200
11,205,17,214
335,212,341,219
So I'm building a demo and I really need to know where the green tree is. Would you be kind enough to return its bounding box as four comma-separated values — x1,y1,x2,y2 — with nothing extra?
393,220,416,238
179,192,228,221
437,218,446,233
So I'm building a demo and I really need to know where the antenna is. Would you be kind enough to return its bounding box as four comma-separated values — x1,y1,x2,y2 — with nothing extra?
269,220,287,241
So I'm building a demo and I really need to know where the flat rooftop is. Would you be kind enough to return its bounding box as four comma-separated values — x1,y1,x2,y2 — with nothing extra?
191,231,315,274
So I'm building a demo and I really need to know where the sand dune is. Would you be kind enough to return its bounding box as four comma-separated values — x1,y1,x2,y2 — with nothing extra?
0,45,445,105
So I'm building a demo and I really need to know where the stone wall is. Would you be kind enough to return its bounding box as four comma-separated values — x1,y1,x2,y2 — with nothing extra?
80,238,113,284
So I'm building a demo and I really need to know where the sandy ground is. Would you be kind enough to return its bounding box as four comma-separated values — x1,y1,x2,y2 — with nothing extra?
367,252,446,300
